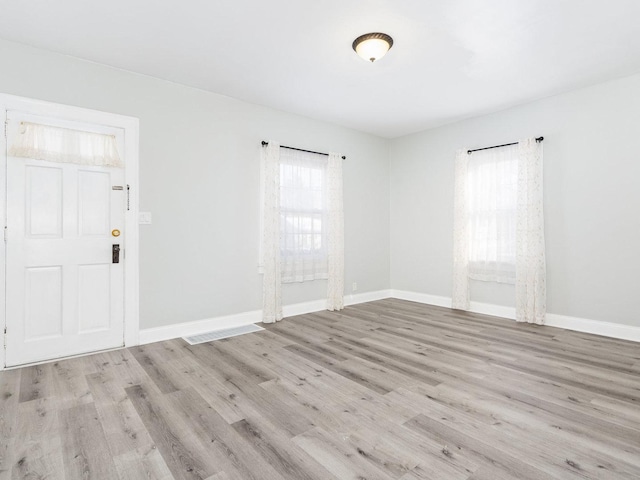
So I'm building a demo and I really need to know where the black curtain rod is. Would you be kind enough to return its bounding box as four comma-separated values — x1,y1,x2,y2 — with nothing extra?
467,136,544,155
261,141,346,160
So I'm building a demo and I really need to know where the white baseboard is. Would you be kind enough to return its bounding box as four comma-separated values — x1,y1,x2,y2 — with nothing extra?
389,290,450,308
138,289,392,345
469,301,516,320
389,289,640,342
139,289,640,345
139,310,262,345
345,289,392,306
389,289,517,319
282,299,327,318
282,289,391,318
545,313,640,342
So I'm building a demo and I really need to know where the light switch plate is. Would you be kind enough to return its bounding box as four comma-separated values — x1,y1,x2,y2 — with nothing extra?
138,212,152,225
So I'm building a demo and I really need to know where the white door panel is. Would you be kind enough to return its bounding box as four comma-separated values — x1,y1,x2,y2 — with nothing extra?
78,263,112,333
24,266,63,340
26,165,63,237
5,112,126,366
78,170,111,236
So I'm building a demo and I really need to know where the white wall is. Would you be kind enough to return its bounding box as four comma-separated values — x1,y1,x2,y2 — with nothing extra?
2,37,638,333
390,73,640,327
0,39,390,330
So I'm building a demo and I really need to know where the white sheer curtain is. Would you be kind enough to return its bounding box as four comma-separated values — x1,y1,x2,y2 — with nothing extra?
260,142,283,323
467,144,518,284
260,143,345,321
279,148,329,283
452,149,470,310
327,152,344,311
452,138,546,324
516,139,546,324
9,122,122,167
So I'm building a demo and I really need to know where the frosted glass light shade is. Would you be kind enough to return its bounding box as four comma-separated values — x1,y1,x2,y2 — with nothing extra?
352,33,393,63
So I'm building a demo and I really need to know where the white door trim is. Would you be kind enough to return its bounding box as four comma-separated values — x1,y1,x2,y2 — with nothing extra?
0,93,140,369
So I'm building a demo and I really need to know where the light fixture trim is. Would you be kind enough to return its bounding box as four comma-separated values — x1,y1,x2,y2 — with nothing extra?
352,32,394,63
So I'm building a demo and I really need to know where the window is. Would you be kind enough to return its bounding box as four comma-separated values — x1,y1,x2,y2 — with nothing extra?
466,143,518,284
260,141,345,321
453,138,545,320
278,148,329,283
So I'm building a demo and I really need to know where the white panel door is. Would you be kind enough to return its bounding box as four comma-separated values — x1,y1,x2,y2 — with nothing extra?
5,113,126,366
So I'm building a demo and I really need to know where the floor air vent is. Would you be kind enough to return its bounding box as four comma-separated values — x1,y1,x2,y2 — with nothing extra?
183,324,264,345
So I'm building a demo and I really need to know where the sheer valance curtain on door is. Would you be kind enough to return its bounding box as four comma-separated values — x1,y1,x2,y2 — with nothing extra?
9,121,122,167
452,138,545,324
260,142,345,323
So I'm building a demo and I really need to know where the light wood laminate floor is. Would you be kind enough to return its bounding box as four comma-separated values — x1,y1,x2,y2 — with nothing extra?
1,299,640,479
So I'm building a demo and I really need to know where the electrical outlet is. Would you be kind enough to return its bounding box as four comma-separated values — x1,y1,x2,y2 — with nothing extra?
138,212,152,224
352,282,358,292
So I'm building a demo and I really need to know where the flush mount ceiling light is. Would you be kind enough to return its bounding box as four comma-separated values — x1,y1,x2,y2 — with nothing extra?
352,32,394,63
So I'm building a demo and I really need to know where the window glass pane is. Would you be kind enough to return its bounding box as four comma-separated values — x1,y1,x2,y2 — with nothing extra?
278,148,329,282
466,144,518,283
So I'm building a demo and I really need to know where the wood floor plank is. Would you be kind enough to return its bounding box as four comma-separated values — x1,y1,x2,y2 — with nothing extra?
231,418,337,480
207,340,277,384
266,324,351,360
18,363,52,404
130,345,187,394
417,381,640,473
10,398,64,480
205,473,234,480
185,344,316,437
163,356,247,425
234,340,366,396
10,436,65,480
259,376,364,431
404,414,556,480
60,402,119,479
293,426,396,480
163,387,284,480
0,369,21,479
324,337,442,386
448,365,640,443
125,384,214,480
50,358,94,409
349,418,477,479
1,299,639,479
85,371,157,457
99,349,153,388
396,387,640,479
113,448,174,480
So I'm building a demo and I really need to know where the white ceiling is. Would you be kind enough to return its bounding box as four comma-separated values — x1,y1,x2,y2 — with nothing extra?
2,0,640,138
